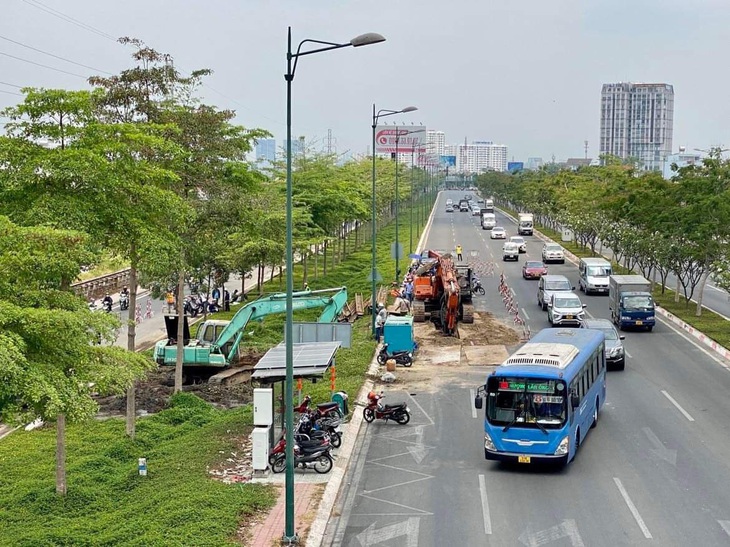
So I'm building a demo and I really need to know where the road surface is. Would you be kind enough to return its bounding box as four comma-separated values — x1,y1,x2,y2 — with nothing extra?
324,190,730,546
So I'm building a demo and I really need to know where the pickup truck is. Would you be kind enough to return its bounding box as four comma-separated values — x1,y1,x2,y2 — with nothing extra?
608,275,655,331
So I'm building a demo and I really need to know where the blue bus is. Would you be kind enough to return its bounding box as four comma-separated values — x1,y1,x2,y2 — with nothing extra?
474,328,606,465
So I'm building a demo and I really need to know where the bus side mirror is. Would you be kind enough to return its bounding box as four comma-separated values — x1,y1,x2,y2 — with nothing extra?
474,397,483,410
571,394,580,408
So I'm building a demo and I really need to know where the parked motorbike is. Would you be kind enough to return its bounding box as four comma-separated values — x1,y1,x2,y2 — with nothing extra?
293,395,344,420
300,413,342,448
376,343,413,367
363,391,411,424
269,430,330,465
471,277,486,295
271,441,333,474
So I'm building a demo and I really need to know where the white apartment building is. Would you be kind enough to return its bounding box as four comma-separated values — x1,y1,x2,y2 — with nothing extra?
599,82,674,172
426,130,446,157
456,141,508,173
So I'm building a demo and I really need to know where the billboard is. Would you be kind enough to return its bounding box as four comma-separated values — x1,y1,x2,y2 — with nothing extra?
375,126,426,154
440,155,456,167
508,162,524,173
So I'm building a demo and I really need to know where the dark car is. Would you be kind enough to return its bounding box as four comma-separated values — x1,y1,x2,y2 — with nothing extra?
580,318,626,370
522,260,548,279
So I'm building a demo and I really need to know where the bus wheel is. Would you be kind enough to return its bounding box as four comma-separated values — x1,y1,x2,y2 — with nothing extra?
571,429,580,462
590,401,598,429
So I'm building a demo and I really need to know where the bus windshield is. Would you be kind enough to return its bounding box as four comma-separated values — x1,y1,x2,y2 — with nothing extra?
486,376,567,429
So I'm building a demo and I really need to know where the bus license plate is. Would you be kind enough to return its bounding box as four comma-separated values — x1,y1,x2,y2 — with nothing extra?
635,320,643,325
518,456,531,464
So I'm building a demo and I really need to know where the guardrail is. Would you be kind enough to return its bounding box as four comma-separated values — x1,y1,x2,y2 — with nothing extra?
71,268,132,300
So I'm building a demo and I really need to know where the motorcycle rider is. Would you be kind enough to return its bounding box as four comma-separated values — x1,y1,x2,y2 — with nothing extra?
119,286,130,310
101,292,113,312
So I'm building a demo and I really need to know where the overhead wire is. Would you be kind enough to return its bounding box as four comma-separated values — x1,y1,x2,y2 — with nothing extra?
0,34,112,75
0,51,87,78
0,81,23,88
21,0,117,42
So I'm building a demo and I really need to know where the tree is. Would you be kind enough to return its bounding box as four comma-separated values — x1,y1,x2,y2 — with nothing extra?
0,88,191,437
0,217,153,494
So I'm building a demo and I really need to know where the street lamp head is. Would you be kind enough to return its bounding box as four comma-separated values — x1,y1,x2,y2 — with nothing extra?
350,33,386,47
401,106,418,113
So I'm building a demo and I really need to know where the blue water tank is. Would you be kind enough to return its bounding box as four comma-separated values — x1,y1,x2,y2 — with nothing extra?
383,315,416,353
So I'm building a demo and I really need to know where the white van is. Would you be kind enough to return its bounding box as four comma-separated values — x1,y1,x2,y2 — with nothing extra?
481,213,496,230
578,257,612,295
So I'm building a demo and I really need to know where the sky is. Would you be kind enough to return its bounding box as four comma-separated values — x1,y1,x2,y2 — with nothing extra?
2,0,730,162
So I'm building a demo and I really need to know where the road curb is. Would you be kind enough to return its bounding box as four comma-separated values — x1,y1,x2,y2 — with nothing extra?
306,355,380,546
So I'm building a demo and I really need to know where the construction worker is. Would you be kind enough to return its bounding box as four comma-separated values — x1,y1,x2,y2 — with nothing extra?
375,303,388,343
456,244,463,261
165,290,176,314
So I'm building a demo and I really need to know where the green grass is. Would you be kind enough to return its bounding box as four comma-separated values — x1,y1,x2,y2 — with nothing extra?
77,253,129,282
0,201,431,546
0,393,276,547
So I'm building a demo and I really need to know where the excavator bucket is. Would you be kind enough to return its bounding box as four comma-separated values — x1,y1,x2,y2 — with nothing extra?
163,314,191,345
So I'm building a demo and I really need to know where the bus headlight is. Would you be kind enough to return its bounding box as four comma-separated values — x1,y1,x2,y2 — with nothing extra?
484,433,495,451
554,435,570,456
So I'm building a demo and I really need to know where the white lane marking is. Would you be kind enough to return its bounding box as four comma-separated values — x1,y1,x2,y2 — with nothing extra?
408,393,435,425
625,351,632,359
613,477,653,539
661,390,695,422
478,474,492,535
470,388,477,418
659,316,730,370
718,520,730,537
521,308,530,320
584,310,594,319
510,288,516,297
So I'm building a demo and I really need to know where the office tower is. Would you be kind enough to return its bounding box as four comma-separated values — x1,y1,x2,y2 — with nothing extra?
456,141,508,173
599,82,674,171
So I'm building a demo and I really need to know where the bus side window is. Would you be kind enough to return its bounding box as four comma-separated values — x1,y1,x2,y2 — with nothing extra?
589,359,595,385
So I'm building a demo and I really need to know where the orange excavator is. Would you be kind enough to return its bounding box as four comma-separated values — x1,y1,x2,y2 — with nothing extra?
411,250,474,336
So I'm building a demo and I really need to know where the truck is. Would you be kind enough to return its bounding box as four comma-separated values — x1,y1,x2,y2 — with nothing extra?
481,212,496,230
517,213,534,235
608,275,655,331
484,198,494,213
458,199,470,212
154,287,349,373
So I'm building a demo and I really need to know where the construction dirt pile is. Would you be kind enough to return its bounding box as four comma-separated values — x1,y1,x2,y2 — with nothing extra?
95,351,265,416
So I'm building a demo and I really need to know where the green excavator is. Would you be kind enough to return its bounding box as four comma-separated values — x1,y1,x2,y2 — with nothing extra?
153,287,348,370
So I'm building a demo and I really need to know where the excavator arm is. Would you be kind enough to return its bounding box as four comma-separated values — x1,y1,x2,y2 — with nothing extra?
216,287,348,363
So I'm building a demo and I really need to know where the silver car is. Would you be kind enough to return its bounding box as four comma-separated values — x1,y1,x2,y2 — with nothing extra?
542,243,565,264
547,292,586,327
581,318,625,370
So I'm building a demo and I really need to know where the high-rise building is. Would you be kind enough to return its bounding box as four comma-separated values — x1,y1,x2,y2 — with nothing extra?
526,157,544,171
426,130,446,157
599,82,674,171
283,137,305,158
456,141,508,173
255,138,276,163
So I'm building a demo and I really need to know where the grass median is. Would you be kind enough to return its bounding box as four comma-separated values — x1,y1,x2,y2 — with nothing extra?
0,202,428,546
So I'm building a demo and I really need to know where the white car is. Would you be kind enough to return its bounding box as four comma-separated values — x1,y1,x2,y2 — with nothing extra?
509,236,527,253
548,292,586,327
502,241,520,261
490,226,506,239
542,243,565,264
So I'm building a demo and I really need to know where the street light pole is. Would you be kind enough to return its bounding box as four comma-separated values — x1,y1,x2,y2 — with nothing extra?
285,28,384,544
370,105,417,336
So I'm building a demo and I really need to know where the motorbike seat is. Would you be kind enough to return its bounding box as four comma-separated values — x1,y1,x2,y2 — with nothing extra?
317,402,340,412
384,403,406,410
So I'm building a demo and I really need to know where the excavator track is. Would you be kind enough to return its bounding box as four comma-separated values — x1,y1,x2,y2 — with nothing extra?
412,300,426,322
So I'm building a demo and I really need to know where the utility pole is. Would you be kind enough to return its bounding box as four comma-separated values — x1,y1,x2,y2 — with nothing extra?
584,140,589,159
327,129,333,155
